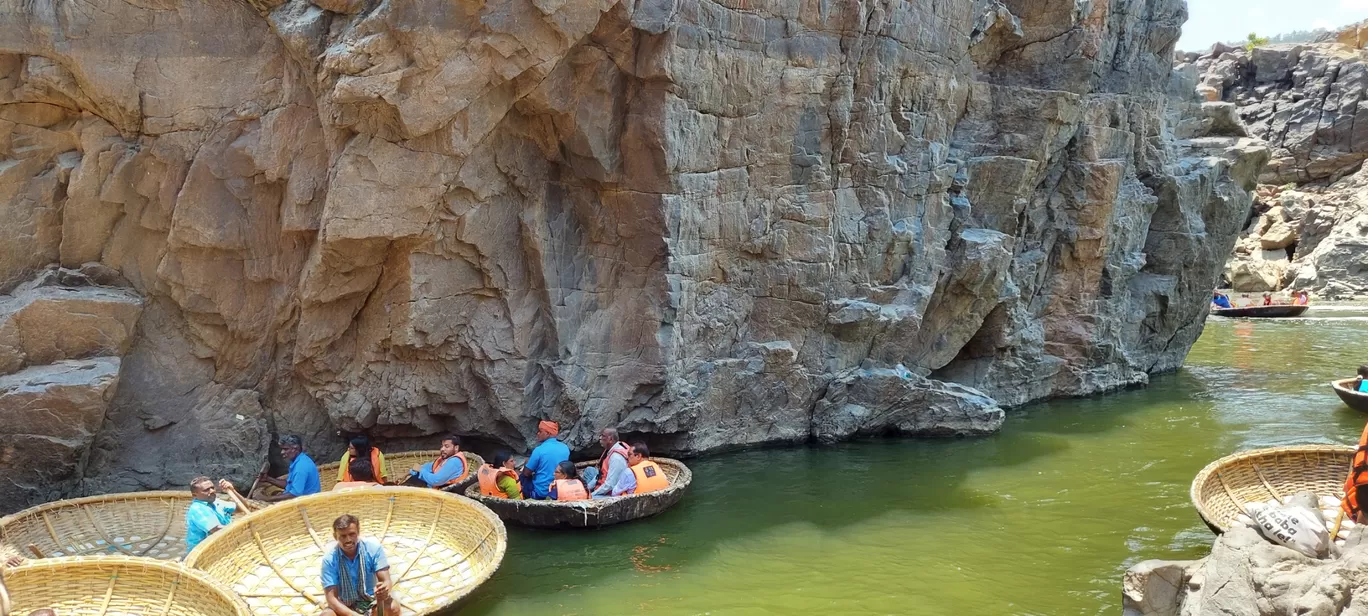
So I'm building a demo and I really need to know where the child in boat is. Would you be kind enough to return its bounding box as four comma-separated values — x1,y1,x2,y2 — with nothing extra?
548,460,589,501
1357,365,1368,393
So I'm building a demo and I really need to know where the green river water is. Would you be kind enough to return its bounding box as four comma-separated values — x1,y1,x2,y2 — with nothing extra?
462,309,1368,615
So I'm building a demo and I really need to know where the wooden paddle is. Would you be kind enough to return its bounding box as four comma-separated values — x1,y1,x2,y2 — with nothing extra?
246,461,270,499
223,482,256,514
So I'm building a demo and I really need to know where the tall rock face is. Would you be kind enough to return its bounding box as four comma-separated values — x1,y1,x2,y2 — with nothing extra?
0,0,1264,509
1188,32,1368,297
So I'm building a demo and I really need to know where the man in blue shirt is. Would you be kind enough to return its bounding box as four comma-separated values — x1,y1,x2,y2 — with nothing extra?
520,420,570,499
184,476,237,555
255,435,321,502
406,435,468,489
322,514,399,616
1212,292,1233,309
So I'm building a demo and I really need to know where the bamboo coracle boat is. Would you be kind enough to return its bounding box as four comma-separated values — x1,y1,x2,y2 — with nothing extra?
185,487,505,616
464,458,692,528
1190,444,1354,533
0,491,253,561
1332,378,1368,412
271,451,484,493
3,556,249,616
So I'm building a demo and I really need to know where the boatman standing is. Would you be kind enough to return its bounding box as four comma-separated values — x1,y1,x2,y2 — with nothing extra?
520,420,570,499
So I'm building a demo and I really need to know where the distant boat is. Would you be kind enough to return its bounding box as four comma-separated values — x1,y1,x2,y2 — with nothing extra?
1210,305,1310,318
1332,378,1368,412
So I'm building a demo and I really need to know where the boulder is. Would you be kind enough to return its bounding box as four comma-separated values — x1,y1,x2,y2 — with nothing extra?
0,358,121,510
1123,526,1368,615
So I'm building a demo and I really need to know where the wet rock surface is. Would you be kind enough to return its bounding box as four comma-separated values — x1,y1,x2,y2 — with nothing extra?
0,0,1264,510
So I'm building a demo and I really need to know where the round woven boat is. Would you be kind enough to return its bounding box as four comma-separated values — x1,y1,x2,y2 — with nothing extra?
1332,378,1368,412
185,487,505,616
1190,444,1354,533
305,451,484,492
464,458,692,528
0,491,254,561
4,556,249,616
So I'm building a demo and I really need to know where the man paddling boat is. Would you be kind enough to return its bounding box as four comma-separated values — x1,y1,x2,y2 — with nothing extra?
520,420,570,499
185,476,242,555
255,435,322,502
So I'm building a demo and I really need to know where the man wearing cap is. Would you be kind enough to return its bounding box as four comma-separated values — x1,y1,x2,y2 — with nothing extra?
255,435,322,502
520,420,570,499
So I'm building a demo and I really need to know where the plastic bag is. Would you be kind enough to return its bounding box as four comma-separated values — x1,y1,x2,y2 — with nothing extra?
1247,501,1330,558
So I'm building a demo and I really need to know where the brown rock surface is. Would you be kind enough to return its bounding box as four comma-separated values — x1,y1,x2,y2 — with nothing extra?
0,0,1266,509
0,358,120,508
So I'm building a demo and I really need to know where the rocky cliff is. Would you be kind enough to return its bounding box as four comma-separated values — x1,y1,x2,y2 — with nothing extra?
0,0,1266,511
1185,28,1368,296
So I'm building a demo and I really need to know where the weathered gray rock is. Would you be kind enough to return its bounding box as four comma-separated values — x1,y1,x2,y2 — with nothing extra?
1124,526,1368,615
812,367,1004,443
0,358,120,509
0,0,1266,508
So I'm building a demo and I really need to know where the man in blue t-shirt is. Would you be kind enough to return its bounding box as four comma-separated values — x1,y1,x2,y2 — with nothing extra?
184,476,238,555
255,435,321,503
520,420,570,499
321,514,399,616
1212,292,1233,309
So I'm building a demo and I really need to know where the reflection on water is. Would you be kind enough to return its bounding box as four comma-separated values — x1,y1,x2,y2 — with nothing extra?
458,309,1368,615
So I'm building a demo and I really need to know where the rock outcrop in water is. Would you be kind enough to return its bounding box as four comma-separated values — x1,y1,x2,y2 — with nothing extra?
1186,26,1368,297
1125,526,1368,616
0,0,1266,510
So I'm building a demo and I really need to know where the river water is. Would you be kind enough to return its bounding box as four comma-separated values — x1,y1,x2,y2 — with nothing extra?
462,309,1368,615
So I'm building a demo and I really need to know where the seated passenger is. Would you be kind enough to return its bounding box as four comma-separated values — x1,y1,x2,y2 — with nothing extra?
338,435,386,485
1357,365,1368,393
406,435,468,490
548,460,589,502
1211,292,1232,309
1263,293,1274,306
1297,291,1311,306
597,442,669,498
477,450,523,500
583,427,631,498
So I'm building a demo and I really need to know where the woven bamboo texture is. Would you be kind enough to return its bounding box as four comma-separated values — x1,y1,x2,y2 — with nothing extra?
4,556,249,616
0,491,251,561
1190,444,1354,533
464,458,692,528
185,487,505,616
1332,379,1368,412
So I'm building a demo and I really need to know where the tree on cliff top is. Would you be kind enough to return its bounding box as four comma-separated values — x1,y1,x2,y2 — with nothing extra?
1245,32,1270,50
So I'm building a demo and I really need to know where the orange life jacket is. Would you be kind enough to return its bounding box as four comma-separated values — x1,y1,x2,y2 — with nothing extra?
430,453,470,487
553,479,589,501
477,465,521,498
629,460,669,495
1344,423,1368,519
340,448,386,484
593,442,630,490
